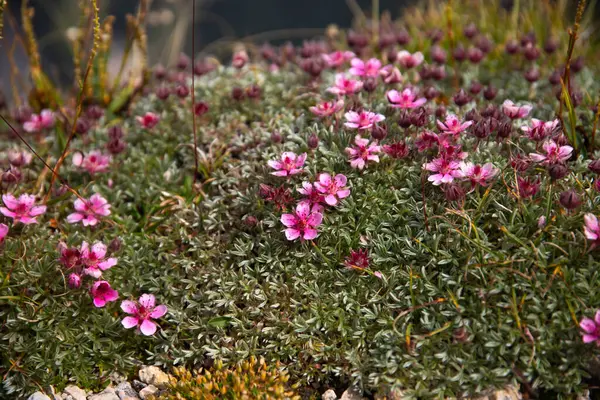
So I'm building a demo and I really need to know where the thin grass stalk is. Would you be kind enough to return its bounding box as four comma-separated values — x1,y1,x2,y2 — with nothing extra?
45,0,101,202
191,0,200,184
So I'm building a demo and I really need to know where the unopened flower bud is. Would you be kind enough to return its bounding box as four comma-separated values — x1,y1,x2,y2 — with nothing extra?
371,123,388,140
270,131,282,143
559,190,581,210
588,159,600,174
548,163,568,181
307,134,319,149
68,273,82,289
444,183,465,202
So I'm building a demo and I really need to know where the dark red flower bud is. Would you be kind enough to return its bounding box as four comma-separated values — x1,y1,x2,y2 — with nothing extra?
13,106,33,124
410,108,428,127
194,102,209,116
431,66,446,81
231,87,245,101
589,159,600,174
244,215,258,227
453,89,471,107
520,32,536,47
476,36,493,53
428,29,444,43
246,84,262,99
523,45,541,61
483,85,498,100
176,53,190,70
559,190,581,210
463,23,478,39
363,77,378,93
75,118,91,134
424,86,439,100
154,64,167,80
107,138,127,155
371,123,388,140
398,111,412,128
467,47,484,63
452,45,466,62
505,40,519,54
496,120,512,140
444,183,465,202
469,81,483,95
348,31,369,49
395,29,411,45
86,105,104,120
548,70,561,85
571,56,584,73
524,67,540,83
175,85,190,99
109,238,122,253
544,38,559,54
270,131,282,143
155,86,171,100
431,45,447,64
435,105,447,118
107,125,124,140
548,163,569,181
465,109,481,122
378,32,396,49
308,134,319,149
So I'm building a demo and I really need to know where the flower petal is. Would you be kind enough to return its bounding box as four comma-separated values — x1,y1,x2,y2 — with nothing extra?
122,316,140,329
140,319,158,336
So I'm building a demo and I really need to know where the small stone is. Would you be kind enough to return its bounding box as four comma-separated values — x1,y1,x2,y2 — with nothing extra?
109,372,128,384
116,382,139,400
88,388,119,400
139,366,169,388
131,380,147,392
62,385,86,400
138,385,159,400
322,389,337,400
490,385,521,400
340,386,365,400
387,388,409,400
28,392,51,400
576,390,591,400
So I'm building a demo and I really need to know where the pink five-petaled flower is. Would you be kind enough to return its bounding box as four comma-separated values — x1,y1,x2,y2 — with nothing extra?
298,182,325,207
67,193,111,226
460,162,499,187
529,140,573,165
396,50,424,69
436,114,473,135
136,112,160,129
327,74,364,96
314,173,351,206
322,50,355,68
73,150,112,174
580,310,600,344
349,58,382,77
80,241,118,278
0,223,8,243
345,135,381,170
584,213,600,250
121,294,168,336
423,157,464,185
280,201,323,241
23,110,55,133
268,152,307,177
386,88,427,109
0,194,46,224
502,100,532,120
309,99,344,118
90,280,118,308
344,110,385,130
521,119,560,141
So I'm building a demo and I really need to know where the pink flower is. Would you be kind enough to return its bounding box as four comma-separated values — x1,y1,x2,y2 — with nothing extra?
460,162,499,187
72,150,112,174
232,50,249,68
344,248,370,270
298,182,325,207
67,193,111,226
136,112,160,129
502,100,532,120
424,157,464,185
344,110,385,130
345,135,381,170
349,58,382,77
314,173,351,206
322,50,355,68
584,213,600,250
521,119,560,141
90,280,118,308
379,65,403,84
580,310,600,344
268,152,307,177
529,140,573,165
0,223,8,243
386,88,427,109
23,110,55,133
415,131,440,152
327,74,363,96
0,194,46,224
121,294,168,336
280,201,323,241
396,50,424,69
436,114,473,135
309,99,344,118
81,241,118,278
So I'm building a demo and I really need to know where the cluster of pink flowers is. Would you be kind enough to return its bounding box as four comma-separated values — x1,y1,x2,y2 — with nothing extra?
521,118,560,141
72,150,112,174
67,193,111,226
529,140,573,165
23,110,55,133
0,194,47,224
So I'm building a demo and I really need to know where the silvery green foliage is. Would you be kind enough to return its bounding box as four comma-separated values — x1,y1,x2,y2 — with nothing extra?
1,61,599,400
